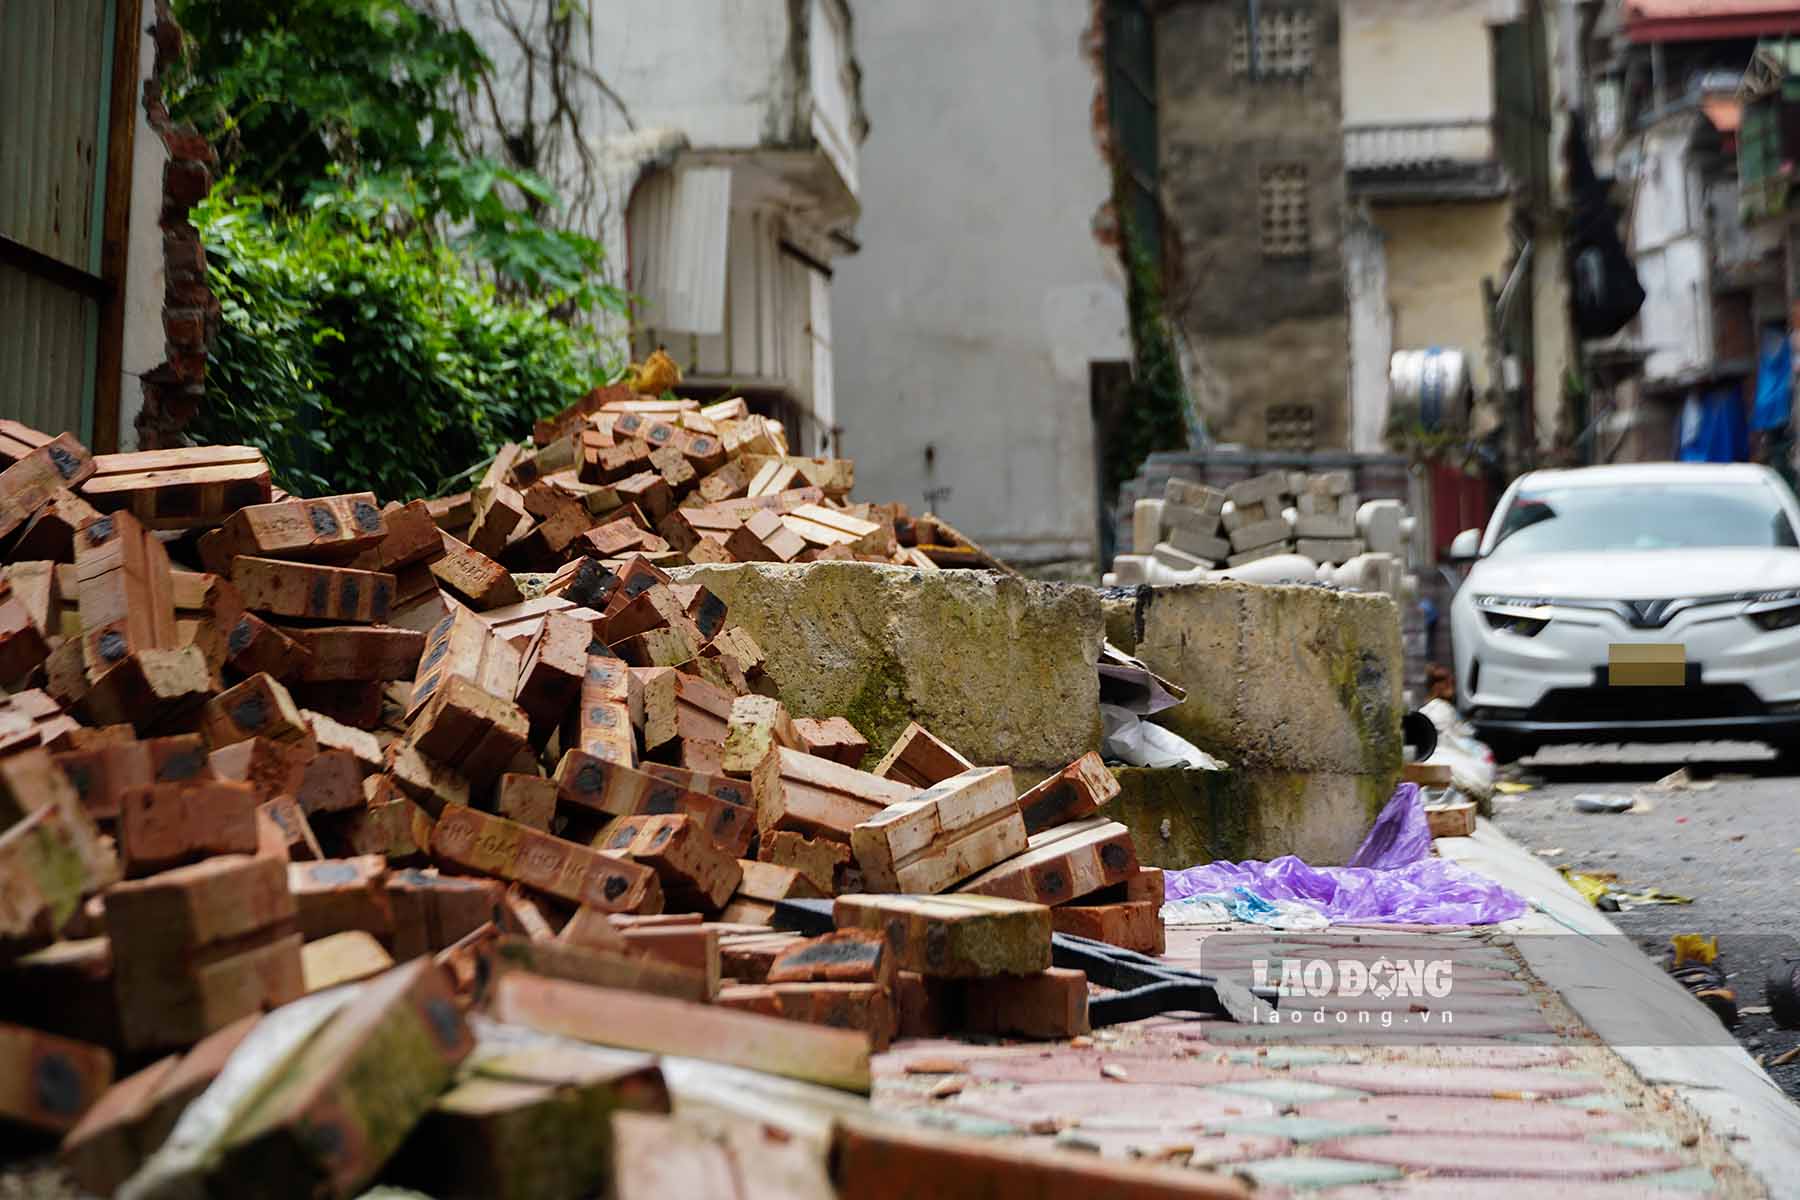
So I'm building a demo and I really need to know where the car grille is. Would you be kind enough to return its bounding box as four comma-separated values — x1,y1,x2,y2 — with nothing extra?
1524,683,1767,724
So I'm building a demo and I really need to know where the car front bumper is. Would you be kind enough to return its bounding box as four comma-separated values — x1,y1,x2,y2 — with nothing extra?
1453,594,1800,746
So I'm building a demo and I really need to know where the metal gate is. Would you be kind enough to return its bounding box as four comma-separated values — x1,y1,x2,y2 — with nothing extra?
0,0,138,448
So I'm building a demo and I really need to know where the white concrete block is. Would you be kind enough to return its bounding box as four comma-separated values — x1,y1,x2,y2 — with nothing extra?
1228,516,1293,553
1167,523,1231,561
1225,471,1292,509
1225,541,1291,568
1164,478,1225,516
1132,498,1165,554
1295,513,1358,539
1110,554,1151,585
1296,537,1366,565
1357,500,1407,556
1153,541,1214,571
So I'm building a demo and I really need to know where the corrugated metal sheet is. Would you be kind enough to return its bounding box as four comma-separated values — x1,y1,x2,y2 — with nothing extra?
0,263,95,435
0,0,113,439
627,165,731,334
0,0,110,269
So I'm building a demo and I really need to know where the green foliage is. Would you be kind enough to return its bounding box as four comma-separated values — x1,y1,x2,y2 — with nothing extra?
1105,231,1191,496
186,190,614,501
170,0,619,306
168,0,628,499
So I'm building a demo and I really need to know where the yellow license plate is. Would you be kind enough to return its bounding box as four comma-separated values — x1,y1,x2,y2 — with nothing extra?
1608,643,1686,686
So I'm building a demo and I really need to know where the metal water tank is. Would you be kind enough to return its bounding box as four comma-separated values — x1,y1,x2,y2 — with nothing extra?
1389,348,1471,431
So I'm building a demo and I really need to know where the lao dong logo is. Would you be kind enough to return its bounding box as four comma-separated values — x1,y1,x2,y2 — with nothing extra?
1250,956,1454,1000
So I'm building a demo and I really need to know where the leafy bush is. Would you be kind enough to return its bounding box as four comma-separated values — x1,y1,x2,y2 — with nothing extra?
167,0,629,499
1104,231,1191,496
171,0,610,303
187,190,614,501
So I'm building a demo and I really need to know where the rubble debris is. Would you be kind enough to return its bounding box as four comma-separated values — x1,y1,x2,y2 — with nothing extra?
0,406,1221,1196
1109,470,1418,595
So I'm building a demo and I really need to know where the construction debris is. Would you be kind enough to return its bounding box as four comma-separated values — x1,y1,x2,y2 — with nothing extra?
1109,470,1418,593
0,398,1191,1198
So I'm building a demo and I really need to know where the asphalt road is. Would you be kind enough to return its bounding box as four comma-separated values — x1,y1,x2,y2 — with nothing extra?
1490,741,1800,1100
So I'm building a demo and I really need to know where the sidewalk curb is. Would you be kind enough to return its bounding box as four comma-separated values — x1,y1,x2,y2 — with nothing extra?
1439,818,1800,1196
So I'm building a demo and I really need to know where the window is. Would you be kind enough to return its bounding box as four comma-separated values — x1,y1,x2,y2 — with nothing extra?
1266,404,1316,451
1490,483,1798,557
1231,9,1315,78
1259,165,1310,259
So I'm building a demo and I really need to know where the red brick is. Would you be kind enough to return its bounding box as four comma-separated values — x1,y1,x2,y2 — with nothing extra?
0,1021,113,1135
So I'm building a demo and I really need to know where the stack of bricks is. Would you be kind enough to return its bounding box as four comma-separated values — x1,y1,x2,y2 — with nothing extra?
0,406,1186,1199
1148,478,1229,573
406,369,1010,585
1218,471,1299,566
1292,469,1365,565
1113,467,1395,584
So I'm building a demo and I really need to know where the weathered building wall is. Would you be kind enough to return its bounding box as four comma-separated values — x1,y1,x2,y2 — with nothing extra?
434,0,862,454
1342,0,1498,129
1156,0,1348,451
1344,215,1394,452
832,1,1128,564
1373,200,1513,392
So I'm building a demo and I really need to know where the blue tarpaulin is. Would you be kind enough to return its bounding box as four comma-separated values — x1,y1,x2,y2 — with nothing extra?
1677,386,1749,463
1753,329,1792,433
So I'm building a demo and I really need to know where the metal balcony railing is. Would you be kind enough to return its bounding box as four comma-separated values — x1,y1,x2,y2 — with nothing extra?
1344,118,1496,173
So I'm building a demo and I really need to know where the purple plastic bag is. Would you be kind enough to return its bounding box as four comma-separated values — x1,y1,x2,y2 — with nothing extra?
1346,782,1433,869
1163,783,1526,925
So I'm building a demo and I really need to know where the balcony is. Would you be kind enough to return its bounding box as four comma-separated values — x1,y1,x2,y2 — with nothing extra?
1345,119,1509,201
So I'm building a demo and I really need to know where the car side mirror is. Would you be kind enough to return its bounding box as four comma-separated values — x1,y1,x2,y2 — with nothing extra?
1448,529,1482,561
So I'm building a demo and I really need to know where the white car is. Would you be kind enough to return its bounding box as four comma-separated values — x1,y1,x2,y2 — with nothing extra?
1449,462,1800,762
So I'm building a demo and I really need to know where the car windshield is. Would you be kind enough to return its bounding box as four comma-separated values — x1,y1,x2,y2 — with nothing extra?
1489,481,1799,556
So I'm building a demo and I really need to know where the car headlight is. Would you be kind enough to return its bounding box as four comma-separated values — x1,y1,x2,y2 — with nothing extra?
1745,590,1800,631
1475,595,1551,637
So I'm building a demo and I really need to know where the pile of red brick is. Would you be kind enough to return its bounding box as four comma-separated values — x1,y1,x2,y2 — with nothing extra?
0,401,1193,1198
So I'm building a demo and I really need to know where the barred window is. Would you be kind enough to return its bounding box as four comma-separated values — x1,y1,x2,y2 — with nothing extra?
1231,9,1315,78
1266,405,1316,451
1259,165,1310,259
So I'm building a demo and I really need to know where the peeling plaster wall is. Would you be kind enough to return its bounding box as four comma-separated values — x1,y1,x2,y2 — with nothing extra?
1374,199,1512,393
1156,0,1349,451
832,1,1126,566
1343,0,1498,128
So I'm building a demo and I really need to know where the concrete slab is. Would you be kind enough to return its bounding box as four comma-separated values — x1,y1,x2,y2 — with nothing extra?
670,562,1102,780
1111,765,1394,869
1104,580,1402,780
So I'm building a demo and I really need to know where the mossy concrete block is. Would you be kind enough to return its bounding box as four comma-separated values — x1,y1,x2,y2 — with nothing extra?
1105,582,1402,787
1111,766,1392,868
669,563,1102,776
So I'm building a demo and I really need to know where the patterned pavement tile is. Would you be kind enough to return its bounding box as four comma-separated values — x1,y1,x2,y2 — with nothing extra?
953,1081,1277,1129
1233,1156,1404,1189
1210,1078,1368,1105
1294,1095,1636,1137
968,1052,1264,1086
1315,1132,1687,1178
1212,1115,1393,1142
1297,1065,1604,1098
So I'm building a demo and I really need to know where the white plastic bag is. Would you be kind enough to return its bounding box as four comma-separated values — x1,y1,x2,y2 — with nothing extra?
1101,704,1227,770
